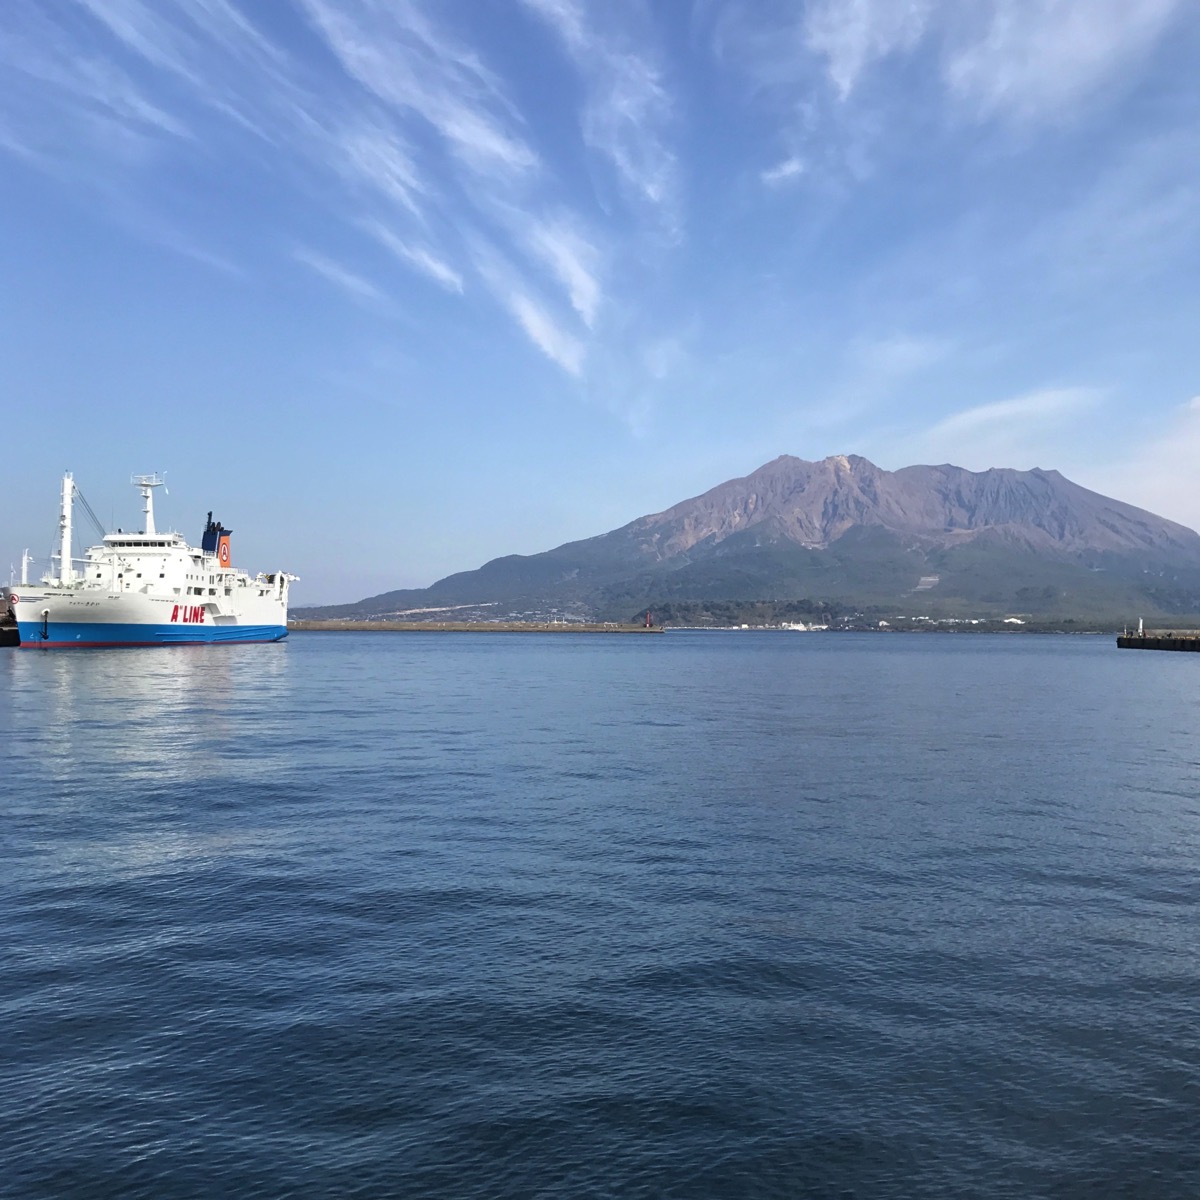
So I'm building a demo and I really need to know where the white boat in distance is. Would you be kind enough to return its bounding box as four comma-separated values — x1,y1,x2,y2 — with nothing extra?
3,473,296,648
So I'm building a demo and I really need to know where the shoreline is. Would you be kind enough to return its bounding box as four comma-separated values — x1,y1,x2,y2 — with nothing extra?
290,620,662,633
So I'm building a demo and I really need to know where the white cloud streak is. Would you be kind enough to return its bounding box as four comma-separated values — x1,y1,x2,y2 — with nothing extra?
298,0,538,179
803,0,932,100
521,0,679,228
944,0,1182,123
1,18,192,144
293,247,387,304
509,293,586,376
294,0,616,369
761,155,805,185
520,216,601,327
364,221,464,293
1089,395,1200,532
470,241,585,376
924,386,1098,439
336,122,427,215
720,0,1187,166
75,0,202,85
901,386,1104,472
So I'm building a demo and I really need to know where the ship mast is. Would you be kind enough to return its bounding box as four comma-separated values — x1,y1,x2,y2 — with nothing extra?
58,472,74,585
132,473,165,536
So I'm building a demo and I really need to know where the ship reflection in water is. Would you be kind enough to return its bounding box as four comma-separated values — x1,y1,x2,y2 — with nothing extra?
7,643,295,875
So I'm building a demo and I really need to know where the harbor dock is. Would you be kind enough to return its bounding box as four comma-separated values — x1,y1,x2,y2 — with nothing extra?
1117,630,1200,652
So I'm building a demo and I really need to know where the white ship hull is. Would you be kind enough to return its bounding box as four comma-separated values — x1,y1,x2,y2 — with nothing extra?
4,586,288,647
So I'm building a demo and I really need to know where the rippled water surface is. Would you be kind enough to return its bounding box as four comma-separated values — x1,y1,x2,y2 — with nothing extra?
3,632,1199,1198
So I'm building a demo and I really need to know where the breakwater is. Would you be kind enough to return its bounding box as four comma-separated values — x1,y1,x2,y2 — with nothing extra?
291,620,662,633
1117,632,1200,652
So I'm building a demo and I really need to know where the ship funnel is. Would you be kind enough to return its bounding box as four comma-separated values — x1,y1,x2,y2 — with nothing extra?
203,512,233,566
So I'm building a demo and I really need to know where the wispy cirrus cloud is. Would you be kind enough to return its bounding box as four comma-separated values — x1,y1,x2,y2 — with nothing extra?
334,121,428,215
944,0,1182,123
924,386,1099,439
521,0,679,230
796,332,955,437
1091,395,1200,531
293,246,387,305
363,220,464,293
904,385,1104,471
803,0,932,100
0,118,33,159
761,155,805,185
71,0,302,140
518,214,602,327
296,0,627,370
0,0,683,394
0,13,192,148
298,0,538,181
74,0,203,86
1026,125,1200,286
715,0,1188,188
795,0,1184,122
469,240,585,376
0,1,591,374
508,293,586,377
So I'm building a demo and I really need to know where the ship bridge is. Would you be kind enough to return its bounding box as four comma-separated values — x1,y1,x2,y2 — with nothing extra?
100,533,184,549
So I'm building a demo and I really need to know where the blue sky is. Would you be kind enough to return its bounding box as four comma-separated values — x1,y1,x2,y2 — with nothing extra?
3,0,1199,603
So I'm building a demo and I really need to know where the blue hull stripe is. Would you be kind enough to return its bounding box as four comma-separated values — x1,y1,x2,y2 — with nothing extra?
15,621,288,648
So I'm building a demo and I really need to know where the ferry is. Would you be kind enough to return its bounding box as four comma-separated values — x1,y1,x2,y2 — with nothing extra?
2,473,296,648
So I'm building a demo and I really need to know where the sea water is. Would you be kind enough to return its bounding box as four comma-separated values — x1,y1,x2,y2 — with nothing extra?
2,632,1198,1198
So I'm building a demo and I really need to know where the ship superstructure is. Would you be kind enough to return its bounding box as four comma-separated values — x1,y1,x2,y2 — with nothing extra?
2,473,295,648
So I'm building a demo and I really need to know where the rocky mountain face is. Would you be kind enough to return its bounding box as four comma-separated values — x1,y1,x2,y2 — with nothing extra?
299,456,1200,621
586,454,1200,560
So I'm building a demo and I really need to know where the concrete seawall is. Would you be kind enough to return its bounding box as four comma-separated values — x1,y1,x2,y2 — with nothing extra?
1117,634,1200,652
291,620,662,634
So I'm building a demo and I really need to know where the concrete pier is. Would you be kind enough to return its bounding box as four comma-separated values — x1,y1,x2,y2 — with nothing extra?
1117,632,1200,652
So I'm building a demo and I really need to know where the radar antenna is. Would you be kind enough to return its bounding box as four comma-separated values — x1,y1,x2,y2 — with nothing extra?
131,473,166,536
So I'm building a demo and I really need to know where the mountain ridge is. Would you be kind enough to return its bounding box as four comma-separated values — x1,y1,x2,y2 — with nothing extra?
298,455,1200,622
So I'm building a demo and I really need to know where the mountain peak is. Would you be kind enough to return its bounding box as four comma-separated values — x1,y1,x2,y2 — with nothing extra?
298,455,1200,623
630,454,1200,562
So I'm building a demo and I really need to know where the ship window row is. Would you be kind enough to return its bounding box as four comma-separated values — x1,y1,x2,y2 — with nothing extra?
109,541,171,548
